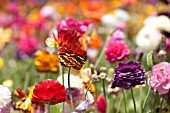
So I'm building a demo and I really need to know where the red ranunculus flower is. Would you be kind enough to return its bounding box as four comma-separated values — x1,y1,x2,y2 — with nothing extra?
96,95,107,113
58,44,87,70
32,79,66,105
54,30,82,47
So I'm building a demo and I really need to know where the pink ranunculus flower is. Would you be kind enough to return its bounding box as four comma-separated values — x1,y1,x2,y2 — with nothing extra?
111,30,125,41
105,41,130,64
17,36,40,56
150,62,170,94
57,18,93,35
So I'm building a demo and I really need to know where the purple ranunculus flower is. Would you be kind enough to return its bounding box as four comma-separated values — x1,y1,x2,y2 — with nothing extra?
66,88,84,106
57,18,93,35
111,61,145,90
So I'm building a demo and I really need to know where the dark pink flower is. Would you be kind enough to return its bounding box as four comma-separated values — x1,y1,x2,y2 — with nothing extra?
105,41,130,64
150,62,170,94
96,95,106,113
57,18,93,35
17,37,40,56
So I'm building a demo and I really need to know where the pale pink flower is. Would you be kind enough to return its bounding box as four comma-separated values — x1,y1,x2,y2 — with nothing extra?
150,62,170,94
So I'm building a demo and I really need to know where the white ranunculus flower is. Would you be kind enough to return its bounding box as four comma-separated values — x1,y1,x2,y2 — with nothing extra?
101,14,117,27
0,85,11,110
115,9,129,21
136,27,161,53
57,74,84,89
144,16,170,32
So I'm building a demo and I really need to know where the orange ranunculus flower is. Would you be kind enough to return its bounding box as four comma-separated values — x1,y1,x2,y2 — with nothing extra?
79,1,108,21
88,33,103,49
14,88,33,113
34,50,59,73
59,44,87,70
32,79,66,105
46,30,82,48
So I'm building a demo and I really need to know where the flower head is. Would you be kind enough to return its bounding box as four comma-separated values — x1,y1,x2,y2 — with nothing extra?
13,88,33,112
59,45,87,70
17,36,40,59
150,62,170,94
57,74,83,89
32,79,66,105
66,88,84,105
111,30,125,41
105,41,130,64
111,61,145,90
34,50,59,73
46,30,82,48
96,95,107,113
75,100,89,112
57,18,93,35
0,85,11,112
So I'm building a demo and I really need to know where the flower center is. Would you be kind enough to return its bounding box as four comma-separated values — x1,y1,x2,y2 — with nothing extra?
160,67,164,71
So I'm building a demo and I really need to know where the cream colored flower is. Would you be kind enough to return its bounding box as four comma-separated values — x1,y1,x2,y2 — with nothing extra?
0,85,11,109
136,26,161,53
57,74,84,89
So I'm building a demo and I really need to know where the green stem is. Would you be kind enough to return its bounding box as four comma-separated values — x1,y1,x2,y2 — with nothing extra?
94,35,111,68
102,79,107,102
68,67,75,111
142,86,151,113
159,98,164,113
84,80,93,100
131,88,137,113
48,101,50,113
153,92,159,113
116,96,123,113
122,89,127,113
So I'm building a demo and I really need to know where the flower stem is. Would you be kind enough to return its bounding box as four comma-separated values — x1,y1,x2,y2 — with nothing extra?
131,88,137,113
142,86,151,113
153,92,159,112
159,98,164,113
48,101,50,113
84,80,93,100
68,67,75,111
102,79,107,103
94,35,111,68
122,89,127,113
62,66,65,113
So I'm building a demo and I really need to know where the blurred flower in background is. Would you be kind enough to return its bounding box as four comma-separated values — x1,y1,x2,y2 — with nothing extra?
34,50,59,73
0,85,11,113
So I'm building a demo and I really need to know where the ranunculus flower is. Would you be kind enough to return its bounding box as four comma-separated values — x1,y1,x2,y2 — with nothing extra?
111,61,145,90
0,85,11,113
96,95,107,113
59,45,87,70
66,88,84,105
46,30,81,48
34,50,59,73
32,79,66,105
17,36,40,57
111,30,125,41
150,62,170,94
57,74,83,89
105,41,130,64
57,18,93,35
136,26,161,53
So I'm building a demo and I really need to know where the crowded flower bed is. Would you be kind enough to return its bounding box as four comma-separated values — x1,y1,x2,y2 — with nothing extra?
0,0,170,113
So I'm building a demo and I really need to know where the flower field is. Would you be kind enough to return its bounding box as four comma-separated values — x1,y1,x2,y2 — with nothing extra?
0,0,170,113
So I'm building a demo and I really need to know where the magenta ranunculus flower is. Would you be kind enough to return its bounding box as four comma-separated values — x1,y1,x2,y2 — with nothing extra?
17,37,40,57
105,41,130,64
150,62,170,94
57,18,93,35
